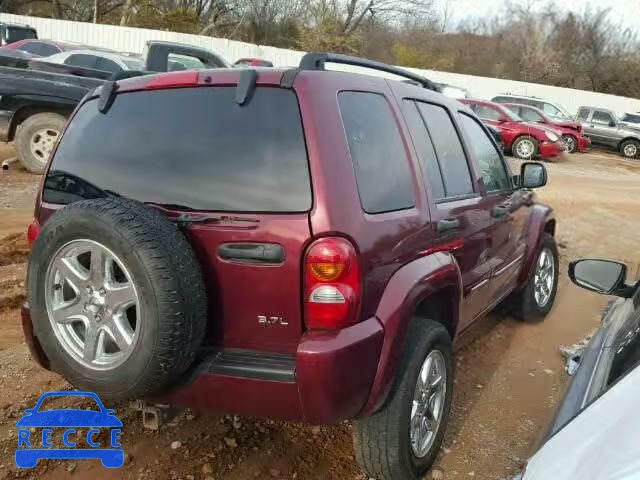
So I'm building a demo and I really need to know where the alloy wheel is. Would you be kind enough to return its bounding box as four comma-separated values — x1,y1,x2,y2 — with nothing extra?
410,350,447,458
45,239,140,370
533,247,555,308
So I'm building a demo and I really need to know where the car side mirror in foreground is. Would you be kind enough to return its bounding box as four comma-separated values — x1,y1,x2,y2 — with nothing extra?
569,259,631,297
520,162,547,188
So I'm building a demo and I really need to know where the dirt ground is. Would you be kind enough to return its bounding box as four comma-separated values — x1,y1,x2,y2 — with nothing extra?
1,143,639,480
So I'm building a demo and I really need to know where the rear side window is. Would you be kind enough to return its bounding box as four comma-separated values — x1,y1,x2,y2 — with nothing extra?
416,102,474,198
44,87,312,212
6,26,36,42
577,108,590,121
65,54,99,69
95,57,122,73
472,104,502,122
338,91,415,214
402,101,446,200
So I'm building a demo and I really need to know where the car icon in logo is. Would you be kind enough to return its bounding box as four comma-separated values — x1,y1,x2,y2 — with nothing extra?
15,391,123,468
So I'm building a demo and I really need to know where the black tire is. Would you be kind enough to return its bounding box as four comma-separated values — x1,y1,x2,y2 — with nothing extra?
353,319,453,480
506,233,559,322
512,135,539,160
620,139,640,159
562,134,578,154
27,198,207,401
15,112,67,174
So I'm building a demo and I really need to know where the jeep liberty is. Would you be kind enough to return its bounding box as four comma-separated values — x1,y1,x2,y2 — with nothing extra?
23,53,559,479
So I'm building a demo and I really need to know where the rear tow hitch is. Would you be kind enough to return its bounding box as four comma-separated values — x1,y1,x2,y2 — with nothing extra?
133,400,180,430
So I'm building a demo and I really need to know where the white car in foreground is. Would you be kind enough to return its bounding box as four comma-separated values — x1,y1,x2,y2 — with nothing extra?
517,258,640,480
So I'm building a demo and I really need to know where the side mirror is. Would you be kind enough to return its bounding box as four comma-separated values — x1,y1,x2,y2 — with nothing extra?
569,259,629,296
520,162,547,188
609,120,617,127
498,117,508,123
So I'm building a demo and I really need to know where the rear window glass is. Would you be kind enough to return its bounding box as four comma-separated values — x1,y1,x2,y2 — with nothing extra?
338,91,415,214
6,26,36,42
44,87,312,212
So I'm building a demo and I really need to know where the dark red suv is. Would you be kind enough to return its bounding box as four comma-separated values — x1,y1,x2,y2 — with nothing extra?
23,53,559,479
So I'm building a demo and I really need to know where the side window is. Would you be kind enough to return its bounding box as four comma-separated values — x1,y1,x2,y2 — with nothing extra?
338,91,415,214
16,41,40,54
416,102,474,198
37,43,60,57
95,57,122,73
402,101,446,200
592,110,614,125
520,107,543,122
65,54,99,69
459,114,511,192
169,53,205,70
474,105,502,122
577,108,590,121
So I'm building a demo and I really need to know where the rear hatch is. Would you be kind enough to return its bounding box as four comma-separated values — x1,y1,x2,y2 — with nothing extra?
41,82,313,354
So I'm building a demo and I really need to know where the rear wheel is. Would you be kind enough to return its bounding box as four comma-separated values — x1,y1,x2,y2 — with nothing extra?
620,139,640,159
512,135,539,160
562,134,578,154
15,112,67,174
353,319,453,480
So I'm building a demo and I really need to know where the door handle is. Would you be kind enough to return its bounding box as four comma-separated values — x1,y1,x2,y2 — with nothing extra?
491,205,509,218
437,218,460,234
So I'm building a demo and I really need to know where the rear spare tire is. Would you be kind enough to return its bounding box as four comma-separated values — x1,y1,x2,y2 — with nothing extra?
15,112,67,174
27,198,207,401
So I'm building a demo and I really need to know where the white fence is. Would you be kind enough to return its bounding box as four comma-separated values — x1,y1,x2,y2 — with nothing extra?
3,12,640,116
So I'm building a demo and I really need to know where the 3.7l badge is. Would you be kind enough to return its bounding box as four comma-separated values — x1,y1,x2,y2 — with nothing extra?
258,315,288,326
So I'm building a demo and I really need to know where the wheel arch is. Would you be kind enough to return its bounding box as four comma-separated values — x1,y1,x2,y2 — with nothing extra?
516,204,555,290
618,136,640,150
9,103,72,142
359,252,463,416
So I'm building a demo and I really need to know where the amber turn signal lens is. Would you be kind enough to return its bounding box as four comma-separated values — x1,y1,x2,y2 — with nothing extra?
310,262,345,281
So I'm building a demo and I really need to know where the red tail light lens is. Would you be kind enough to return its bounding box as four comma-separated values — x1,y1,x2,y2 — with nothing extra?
26,220,40,249
304,237,361,330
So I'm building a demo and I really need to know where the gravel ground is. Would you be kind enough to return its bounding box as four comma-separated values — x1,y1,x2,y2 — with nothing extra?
0,145,638,480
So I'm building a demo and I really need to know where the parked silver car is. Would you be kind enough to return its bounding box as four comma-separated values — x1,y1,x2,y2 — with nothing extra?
577,106,640,159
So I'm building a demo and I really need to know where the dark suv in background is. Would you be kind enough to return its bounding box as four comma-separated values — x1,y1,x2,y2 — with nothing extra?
23,53,558,480
0,21,37,46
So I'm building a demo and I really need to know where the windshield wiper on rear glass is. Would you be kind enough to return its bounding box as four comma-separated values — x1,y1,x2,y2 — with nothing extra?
172,213,260,224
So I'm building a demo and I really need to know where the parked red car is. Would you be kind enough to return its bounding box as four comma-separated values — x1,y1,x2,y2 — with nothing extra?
1,39,83,57
460,99,566,160
503,102,590,153
233,57,273,67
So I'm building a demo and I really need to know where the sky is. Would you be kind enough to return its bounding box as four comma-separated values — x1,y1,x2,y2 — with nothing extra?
435,0,640,33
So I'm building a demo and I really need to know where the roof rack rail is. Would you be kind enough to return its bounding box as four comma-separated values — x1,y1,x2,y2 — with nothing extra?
298,52,440,92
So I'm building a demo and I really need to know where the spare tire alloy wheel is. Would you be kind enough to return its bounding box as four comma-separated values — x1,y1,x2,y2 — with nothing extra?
45,239,139,370
28,198,206,401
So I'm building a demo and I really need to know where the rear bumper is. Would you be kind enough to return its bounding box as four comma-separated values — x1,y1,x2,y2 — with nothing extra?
539,141,565,159
165,317,384,423
22,303,385,424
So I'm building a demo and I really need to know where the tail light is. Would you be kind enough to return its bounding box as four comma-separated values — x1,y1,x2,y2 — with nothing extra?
26,220,40,248
304,237,361,330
